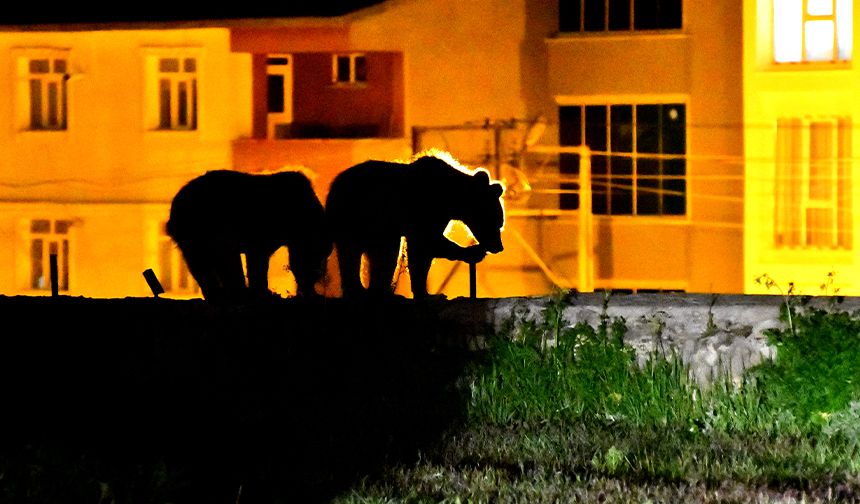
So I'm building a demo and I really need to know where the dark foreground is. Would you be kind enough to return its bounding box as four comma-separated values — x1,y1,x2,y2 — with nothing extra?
0,295,479,503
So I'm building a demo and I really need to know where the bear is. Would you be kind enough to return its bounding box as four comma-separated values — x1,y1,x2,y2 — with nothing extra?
166,169,332,303
325,151,505,299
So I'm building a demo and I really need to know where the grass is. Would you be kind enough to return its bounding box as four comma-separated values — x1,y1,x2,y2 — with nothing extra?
334,291,860,503
2,293,859,503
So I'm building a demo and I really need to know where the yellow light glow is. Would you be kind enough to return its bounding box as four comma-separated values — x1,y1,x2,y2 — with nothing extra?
443,219,479,248
773,0,853,63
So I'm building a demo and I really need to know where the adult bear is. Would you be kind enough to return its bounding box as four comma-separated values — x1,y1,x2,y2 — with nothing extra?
166,169,331,303
326,152,505,299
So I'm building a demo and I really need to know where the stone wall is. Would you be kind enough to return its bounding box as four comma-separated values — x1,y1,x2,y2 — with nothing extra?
433,292,860,388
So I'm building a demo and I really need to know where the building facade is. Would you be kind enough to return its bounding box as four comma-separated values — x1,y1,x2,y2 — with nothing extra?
4,1,844,299
744,0,857,295
0,26,251,298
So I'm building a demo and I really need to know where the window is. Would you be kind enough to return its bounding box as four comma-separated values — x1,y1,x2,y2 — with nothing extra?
157,57,197,130
267,55,293,139
332,54,367,84
774,117,851,248
559,0,682,32
773,0,853,63
559,103,686,216
158,223,199,295
24,55,68,130
29,219,72,291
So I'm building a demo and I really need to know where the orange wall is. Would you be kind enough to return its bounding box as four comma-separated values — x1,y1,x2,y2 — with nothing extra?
231,26,350,53
292,52,403,137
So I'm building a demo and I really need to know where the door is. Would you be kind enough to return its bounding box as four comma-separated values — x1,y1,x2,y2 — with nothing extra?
267,55,293,139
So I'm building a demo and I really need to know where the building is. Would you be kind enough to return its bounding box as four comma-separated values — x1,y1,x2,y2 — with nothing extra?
743,0,857,295
0,1,853,299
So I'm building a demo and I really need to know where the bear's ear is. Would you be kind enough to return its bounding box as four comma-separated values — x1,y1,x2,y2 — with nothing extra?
489,182,504,198
473,169,490,184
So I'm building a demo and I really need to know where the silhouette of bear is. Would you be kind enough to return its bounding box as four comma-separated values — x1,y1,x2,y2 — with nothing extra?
325,151,505,299
167,169,331,302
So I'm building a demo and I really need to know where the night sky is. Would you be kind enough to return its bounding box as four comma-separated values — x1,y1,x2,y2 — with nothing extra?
1,1,387,25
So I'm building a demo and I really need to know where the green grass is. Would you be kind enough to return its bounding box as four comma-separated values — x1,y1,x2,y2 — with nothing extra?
335,293,860,503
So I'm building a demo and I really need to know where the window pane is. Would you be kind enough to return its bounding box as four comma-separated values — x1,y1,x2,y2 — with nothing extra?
805,20,836,61
661,104,686,154
183,58,196,72
637,158,659,215
178,81,188,127
54,220,71,234
159,58,179,72
774,0,803,62
354,56,368,82
60,78,67,129
807,0,833,16
559,0,582,31
159,79,171,129
585,105,607,152
31,219,50,233
53,59,67,74
268,75,285,113
836,0,853,60
584,0,606,31
29,59,49,73
31,239,43,289
267,57,289,66
592,154,608,214
336,56,350,82
190,79,197,130
610,157,633,215
807,208,834,246
610,105,633,153
636,105,660,153
634,0,659,29
29,79,42,129
560,153,580,210
159,241,173,292
633,0,682,29
608,0,631,30
809,121,835,200
559,106,582,146
47,82,58,127
559,106,582,210
61,239,69,291
663,159,686,215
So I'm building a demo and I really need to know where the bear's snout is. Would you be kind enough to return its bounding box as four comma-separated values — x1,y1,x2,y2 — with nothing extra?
483,240,503,254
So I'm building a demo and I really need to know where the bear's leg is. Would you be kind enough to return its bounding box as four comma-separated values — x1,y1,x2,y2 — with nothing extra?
335,240,364,298
211,250,248,303
289,245,325,297
366,236,402,297
245,250,271,298
406,246,433,299
175,241,223,301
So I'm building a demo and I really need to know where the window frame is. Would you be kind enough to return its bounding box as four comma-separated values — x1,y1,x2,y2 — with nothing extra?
27,218,73,293
142,47,202,133
772,0,853,64
773,115,852,250
331,53,368,85
12,48,71,133
557,96,689,218
559,0,684,33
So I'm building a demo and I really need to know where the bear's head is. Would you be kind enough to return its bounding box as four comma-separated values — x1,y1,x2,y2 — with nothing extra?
463,169,505,254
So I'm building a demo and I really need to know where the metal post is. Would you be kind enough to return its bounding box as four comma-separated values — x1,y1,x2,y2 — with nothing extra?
578,148,594,292
143,268,165,297
493,122,502,181
49,253,58,297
